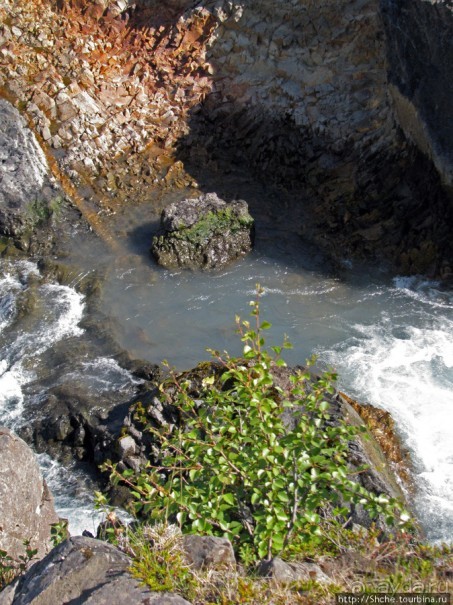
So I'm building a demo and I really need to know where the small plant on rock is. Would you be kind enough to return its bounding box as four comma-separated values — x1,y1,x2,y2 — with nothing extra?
103,286,410,562
50,519,69,547
0,541,37,590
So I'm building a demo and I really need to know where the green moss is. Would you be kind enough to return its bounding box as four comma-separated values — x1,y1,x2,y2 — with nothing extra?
172,208,253,246
0,237,24,259
26,195,64,228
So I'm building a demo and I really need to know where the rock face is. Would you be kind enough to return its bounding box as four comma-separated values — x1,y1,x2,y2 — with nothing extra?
0,100,60,239
1,0,453,272
0,536,192,605
382,0,453,189
179,0,453,276
0,427,59,561
151,193,254,270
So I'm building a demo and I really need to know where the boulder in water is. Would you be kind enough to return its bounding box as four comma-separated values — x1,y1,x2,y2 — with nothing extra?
151,192,254,270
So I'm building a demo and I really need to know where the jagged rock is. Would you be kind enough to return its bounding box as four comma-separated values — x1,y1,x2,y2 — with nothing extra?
256,557,331,585
183,535,236,570
0,100,54,237
151,192,254,270
0,427,59,561
0,536,192,605
117,435,137,458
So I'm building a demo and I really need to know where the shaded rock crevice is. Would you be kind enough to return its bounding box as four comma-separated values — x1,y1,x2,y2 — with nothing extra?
381,0,453,189
176,0,453,275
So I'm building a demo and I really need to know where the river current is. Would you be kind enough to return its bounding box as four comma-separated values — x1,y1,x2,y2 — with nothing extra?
0,191,452,542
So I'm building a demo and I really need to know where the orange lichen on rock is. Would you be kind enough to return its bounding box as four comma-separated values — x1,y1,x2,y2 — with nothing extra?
340,391,412,487
0,0,217,206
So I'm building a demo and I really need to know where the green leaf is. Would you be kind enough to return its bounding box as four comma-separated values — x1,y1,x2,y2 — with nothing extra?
277,491,290,503
223,493,235,506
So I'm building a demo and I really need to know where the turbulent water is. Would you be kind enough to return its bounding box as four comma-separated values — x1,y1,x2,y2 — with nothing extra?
0,260,137,535
1,209,452,541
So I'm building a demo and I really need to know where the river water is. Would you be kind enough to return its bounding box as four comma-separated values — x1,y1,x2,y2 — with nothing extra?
0,188,452,542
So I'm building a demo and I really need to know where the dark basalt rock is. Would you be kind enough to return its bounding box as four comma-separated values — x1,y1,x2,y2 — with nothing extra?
151,192,254,270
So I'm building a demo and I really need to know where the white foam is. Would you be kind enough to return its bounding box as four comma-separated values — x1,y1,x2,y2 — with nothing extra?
40,283,85,343
393,275,453,310
0,270,24,331
0,361,29,422
62,357,142,394
37,453,105,536
323,307,453,543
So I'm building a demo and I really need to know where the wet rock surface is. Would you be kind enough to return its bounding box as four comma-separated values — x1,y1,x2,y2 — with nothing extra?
0,98,69,252
0,100,54,238
382,0,453,189
17,346,160,469
151,192,254,270
0,99,87,257
0,427,59,561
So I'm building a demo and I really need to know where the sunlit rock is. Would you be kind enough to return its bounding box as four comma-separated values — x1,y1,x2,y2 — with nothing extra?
151,192,254,270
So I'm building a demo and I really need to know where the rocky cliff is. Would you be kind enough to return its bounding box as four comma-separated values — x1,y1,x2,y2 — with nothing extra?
382,0,453,190
0,427,59,562
1,0,452,274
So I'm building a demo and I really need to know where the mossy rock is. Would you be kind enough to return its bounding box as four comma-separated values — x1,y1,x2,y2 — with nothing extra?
151,192,254,270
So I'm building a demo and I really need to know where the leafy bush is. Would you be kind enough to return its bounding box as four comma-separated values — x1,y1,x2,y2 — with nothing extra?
103,287,409,562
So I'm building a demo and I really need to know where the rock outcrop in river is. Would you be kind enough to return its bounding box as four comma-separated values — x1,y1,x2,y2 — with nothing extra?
151,192,254,270
1,0,452,274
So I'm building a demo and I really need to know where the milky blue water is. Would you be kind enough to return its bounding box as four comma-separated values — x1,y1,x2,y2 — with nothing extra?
1,199,452,542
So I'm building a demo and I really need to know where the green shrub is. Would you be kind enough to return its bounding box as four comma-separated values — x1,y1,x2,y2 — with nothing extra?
103,287,410,562
50,519,69,547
